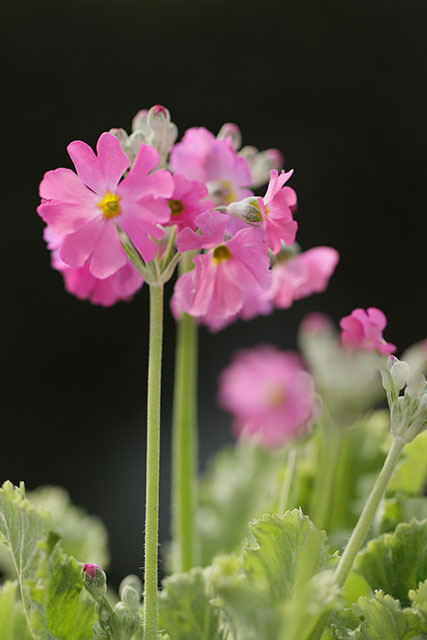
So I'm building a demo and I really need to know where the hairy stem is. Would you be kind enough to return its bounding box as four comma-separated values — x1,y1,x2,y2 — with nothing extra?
143,283,164,640
334,436,405,588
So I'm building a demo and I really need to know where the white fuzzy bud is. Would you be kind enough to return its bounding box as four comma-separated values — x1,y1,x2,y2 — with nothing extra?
217,122,242,150
227,197,262,224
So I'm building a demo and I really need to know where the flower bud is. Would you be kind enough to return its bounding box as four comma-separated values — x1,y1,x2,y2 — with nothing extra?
407,371,426,398
381,356,410,395
227,197,262,224
217,122,242,150
121,585,140,612
109,127,129,150
82,563,107,599
132,109,149,135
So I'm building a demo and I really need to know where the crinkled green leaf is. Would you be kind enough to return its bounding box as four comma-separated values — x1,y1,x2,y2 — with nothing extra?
0,481,96,639
213,511,337,640
409,579,427,625
0,581,32,639
158,567,223,640
353,591,426,639
353,520,427,607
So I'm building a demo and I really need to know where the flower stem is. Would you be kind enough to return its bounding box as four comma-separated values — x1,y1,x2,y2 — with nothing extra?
333,435,405,588
143,283,164,640
172,252,198,572
277,446,297,514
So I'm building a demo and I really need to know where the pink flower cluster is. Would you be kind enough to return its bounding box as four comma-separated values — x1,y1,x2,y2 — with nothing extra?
219,345,318,448
37,106,338,321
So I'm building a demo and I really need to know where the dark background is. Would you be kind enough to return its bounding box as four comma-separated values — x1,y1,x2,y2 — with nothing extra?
2,0,426,586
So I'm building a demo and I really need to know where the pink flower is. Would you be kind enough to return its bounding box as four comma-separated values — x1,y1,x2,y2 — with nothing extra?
219,345,317,448
37,133,173,279
44,227,143,306
340,307,396,355
170,127,252,205
164,173,214,231
174,211,270,328
255,169,298,254
269,247,339,309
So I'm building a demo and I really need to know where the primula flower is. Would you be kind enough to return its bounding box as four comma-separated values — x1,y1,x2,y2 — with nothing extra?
174,211,270,329
37,132,173,279
219,345,318,448
340,307,396,355
269,246,339,309
164,173,214,231
254,169,298,254
170,127,252,206
45,227,143,306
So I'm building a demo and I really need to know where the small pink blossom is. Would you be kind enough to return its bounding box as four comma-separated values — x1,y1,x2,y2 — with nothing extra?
340,307,396,355
164,173,214,231
174,211,270,328
219,345,317,448
38,133,173,279
255,169,298,254
170,127,252,205
82,563,103,580
269,247,339,309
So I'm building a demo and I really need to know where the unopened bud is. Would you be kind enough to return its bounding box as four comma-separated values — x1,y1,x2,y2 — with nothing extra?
227,197,262,224
407,372,426,398
217,122,242,150
121,584,140,612
381,357,410,395
109,127,129,150
132,109,149,135
82,563,107,598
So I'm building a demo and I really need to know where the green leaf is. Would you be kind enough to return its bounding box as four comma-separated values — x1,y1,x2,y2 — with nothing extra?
0,581,32,639
0,481,96,639
353,591,426,639
213,511,338,640
158,567,223,640
353,520,427,607
409,579,427,624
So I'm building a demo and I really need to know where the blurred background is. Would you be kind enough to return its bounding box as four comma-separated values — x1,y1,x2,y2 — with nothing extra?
2,0,426,586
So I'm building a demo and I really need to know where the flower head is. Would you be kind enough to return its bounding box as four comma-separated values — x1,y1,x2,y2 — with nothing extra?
340,307,396,355
219,345,318,448
38,132,173,279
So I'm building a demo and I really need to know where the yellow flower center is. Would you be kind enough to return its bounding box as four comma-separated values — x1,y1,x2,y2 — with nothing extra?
168,199,184,215
98,192,121,219
220,181,237,204
266,386,286,407
250,199,268,218
212,244,232,264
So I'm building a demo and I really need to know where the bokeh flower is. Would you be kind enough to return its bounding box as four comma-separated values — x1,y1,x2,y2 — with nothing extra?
340,307,396,355
219,345,318,448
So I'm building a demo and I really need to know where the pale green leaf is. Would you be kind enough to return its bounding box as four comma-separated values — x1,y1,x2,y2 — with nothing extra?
353,591,426,639
158,567,223,640
0,581,32,639
213,511,337,640
409,579,427,624
0,481,96,639
353,520,427,607
379,495,427,535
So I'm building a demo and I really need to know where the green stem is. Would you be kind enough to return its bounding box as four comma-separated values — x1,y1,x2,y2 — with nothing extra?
143,283,164,640
277,447,297,514
310,419,342,532
334,436,406,588
172,252,198,572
